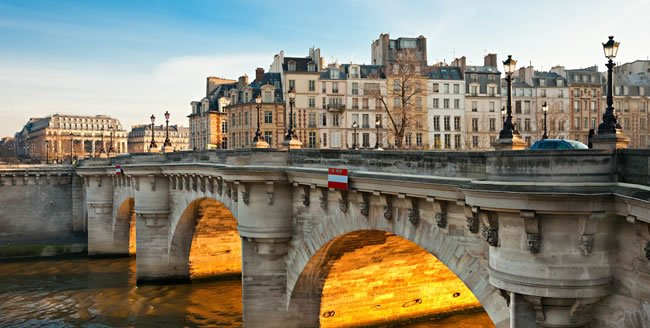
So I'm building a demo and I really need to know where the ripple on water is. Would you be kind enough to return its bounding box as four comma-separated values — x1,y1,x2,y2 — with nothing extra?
0,257,492,328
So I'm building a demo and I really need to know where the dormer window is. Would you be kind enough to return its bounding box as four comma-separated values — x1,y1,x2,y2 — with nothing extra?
539,78,546,86
308,63,315,72
288,61,296,72
351,67,359,78
330,69,339,79
263,91,272,103
274,81,280,89
556,79,563,87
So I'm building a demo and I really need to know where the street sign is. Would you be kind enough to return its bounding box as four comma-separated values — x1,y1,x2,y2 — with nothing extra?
115,165,122,175
327,168,348,190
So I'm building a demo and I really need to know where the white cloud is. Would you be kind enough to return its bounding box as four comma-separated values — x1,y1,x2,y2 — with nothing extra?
0,53,269,137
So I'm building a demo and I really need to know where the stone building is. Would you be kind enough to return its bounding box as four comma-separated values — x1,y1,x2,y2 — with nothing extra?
607,66,650,148
531,70,570,141
341,64,387,149
455,55,502,150
552,66,603,145
127,124,189,153
428,66,465,149
224,70,285,149
318,64,348,148
371,33,427,67
188,77,237,150
269,48,324,148
14,114,127,161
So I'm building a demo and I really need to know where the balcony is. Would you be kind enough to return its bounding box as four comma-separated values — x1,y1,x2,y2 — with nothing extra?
326,104,345,112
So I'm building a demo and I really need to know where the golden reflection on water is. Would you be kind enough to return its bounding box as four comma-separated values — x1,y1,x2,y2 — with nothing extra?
0,256,492,327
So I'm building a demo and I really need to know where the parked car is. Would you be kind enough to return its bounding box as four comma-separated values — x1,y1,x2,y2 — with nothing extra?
529,139,589,150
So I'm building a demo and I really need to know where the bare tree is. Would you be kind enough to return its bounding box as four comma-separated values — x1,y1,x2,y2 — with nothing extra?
369,50,426,148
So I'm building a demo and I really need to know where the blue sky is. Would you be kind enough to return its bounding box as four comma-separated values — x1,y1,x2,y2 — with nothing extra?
1,0,649,137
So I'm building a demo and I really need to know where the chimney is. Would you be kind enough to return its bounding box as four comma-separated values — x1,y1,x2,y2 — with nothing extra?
237,75,248,89
452,56,466,72
484,53,497,67
255,67,265,83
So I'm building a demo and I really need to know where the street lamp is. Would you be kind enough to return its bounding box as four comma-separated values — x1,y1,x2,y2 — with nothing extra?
598,36,621,135
286,88,296,141
352,121,358,149
374,118,383,150
501,107,506,127
499,55,518,140
99,126,105,155
252,96,269,148
149,114,157,150
108,125,115,154
45,140,49,164
542,102,549,139
163,111,172,149
69,133,74,163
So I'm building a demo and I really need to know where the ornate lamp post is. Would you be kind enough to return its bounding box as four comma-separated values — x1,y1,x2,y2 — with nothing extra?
542,102,549,139
69,133,74,163
501,107,506,127
45,140,49,164
374,118,383,150
282,88,302,149
149,114,157,151
252,96,269,148
163,111,172,149
352,121,358,150
593,36,629,149
495,55,526,150
107,125,115,154
99,126,105,155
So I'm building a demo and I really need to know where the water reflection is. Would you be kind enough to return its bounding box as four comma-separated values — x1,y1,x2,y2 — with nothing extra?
0,257,493,327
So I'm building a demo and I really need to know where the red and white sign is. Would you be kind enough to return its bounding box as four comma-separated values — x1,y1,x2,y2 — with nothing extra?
115,165,122,175
327,168,348,190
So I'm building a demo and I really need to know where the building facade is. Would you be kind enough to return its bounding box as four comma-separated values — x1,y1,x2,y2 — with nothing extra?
371,33,427,67
127,124,189,153
608,66,650,148
14,114,127,161
428,66,465,149
189,77,237,150
457,55,502,150
224,71,285,149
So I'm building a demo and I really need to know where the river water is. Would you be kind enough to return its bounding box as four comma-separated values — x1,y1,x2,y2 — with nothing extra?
0,256,495,328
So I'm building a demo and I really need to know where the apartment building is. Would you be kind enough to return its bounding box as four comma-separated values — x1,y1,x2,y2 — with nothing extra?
456,55,501,150
428,66,465,149
128,124,189,153
224,71,285,149
371,33,427,67
318,64,347,148
608,67,650,147
269,48,324,148
188,77,237,149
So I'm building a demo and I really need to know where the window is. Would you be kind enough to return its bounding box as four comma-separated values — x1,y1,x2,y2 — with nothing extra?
332,82,339,93
573,89,579,97
592,118,597,129
454,99,460,109
362,114,369,128
516,119,521,131
232,113,236,126
472,101,478,112
472,118,479,132
541,89,546,97
362,133,370,148
559,90,564,98
322,82,327,93
322,97,327,109
352,83,358,95
454,135,461,149
472,136,479,148
288,62,296,72
433,116,440,131
332,113,340,126
574,100,580,112
332,131,341,147
432,83,439,93
624,118,630,130
471,74,477,82
454,116,461,131
433,99,439,108
489,102,495,112
308,132,316,148
454,84,459,94
330,69,339,79
641,118,647,130
352,98,359,109
321,113,327,127
362,98,369,109
308,80,315,91
308,112,316,128
540,78,546,86
394,97,400,107
444,116,451,131
263,91,272,103
405,133,412,146
591,101,597,112
309,96,315,108
244,112,249,126
515,101,522,114
524,119,530,131
471,86,478,96
443,84,449,93
642,102,647,113
264,111,273,124
433,134,440,148
583,118,588,130
489,118,496,131
443,99,449,109
244,131,249,146
488,87,495,97
575,118,580,130
322,133,327,147
351,67,359,78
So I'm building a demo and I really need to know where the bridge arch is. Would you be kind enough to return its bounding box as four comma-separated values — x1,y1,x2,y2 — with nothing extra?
113,197,135,255
168,197,241,280
286,200,508,327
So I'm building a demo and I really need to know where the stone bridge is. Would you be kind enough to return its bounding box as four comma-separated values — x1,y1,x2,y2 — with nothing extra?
69,149,650,327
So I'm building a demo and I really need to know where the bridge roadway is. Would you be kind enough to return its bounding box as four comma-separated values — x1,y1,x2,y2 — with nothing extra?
3,149,649,327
